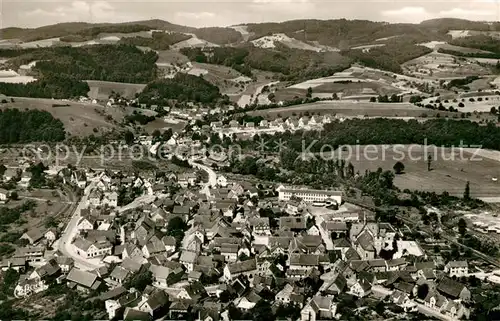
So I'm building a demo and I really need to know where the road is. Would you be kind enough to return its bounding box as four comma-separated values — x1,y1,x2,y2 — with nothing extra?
189,159,217,197
56,180,104,271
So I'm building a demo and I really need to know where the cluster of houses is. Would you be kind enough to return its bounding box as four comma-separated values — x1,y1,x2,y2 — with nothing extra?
0,165,33,202
1,162,480,321
210,115,334,136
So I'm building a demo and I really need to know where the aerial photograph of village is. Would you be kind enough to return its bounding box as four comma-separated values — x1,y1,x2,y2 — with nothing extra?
3,1,500,320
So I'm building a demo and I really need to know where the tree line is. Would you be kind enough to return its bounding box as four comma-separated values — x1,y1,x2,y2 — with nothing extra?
138,73,225,106
180,44,351,81
0,108,65,143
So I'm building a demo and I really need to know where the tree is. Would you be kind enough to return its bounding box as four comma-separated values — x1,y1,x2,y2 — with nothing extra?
370,96,377,102
124,131,135,145
124,269,152,291
491,107,498,115
464,181,470,200
152,129,161,138
306,87,312,98
393,161,405,174
332,93,339,100
458,218,467,236
417,284,429,300
9,191,18,201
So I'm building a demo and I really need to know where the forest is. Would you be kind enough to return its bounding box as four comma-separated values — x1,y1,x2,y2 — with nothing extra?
255,118,500,153
137,73,224,106
342,42,432,74
59,24,152,42
8,44,158,84
119,32,192,50
0,109,66,143
448,35,500,54
0,75,89,99
180,45,351,81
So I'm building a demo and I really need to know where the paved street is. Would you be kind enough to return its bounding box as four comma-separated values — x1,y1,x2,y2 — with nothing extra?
56,180,104,271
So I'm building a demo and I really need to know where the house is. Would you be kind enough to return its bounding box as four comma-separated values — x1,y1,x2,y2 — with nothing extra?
350,276,372,297
149,264,170,288
390,290,417,312
103,191,118,208
424,290,449,312
289,254,319,271
44,229,57,243
178,173,197,188
320,273,347,295
142,241,167,258
300,296,337,321
0,188,8,203
278,187,342,204
224,259,257,281
444,261,468,278
162,236,177,253
109,266,131,285
88,189,103,207
180,251,198,272
21,227,46,245
55,256,74,273
77,215,96,230
15,276,47,297
1,257,27,272
216,175,228,187
71,171,87,189
73,237,113,259
3,168,18,182
13,246,45,263
19,171,32,187
355,231,376,260
66,267,101,293
437,277,471,301
221,244,239,263
138,290,169,317
280,217,307,232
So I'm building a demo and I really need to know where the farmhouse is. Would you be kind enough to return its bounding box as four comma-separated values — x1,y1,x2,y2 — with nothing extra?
278,187,342,204
0,188,9,203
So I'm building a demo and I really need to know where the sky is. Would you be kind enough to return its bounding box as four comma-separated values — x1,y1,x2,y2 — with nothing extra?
2,0,500,29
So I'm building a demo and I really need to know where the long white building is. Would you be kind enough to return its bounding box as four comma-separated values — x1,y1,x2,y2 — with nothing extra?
278,187,342,204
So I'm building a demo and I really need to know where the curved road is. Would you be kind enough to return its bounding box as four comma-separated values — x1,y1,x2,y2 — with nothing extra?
57,180,104,271
189,159,217,197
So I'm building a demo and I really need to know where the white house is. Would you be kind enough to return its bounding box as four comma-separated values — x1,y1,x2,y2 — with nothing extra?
103,191,118,208
216,175,228,187
300,296,337,321
444,261,468,278
0,188,9,204
278,187,342,204
19,172,32,188
224,259,257,281
73,238,113,259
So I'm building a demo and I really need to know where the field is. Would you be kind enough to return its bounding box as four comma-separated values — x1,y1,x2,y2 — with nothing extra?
86,80,146,100
0,97,123,136
316,145,500,199
156,50,190,65
404,51,492,78
248,101,459,118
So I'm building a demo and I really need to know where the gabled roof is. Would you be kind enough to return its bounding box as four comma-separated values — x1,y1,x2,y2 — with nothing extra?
356,231,374,252
67,268,99,288
289,254,319,266
437,277,468,299
446,260,468,268
227,259,257,274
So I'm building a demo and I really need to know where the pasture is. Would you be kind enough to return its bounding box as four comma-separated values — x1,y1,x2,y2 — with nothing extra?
248,101,459,118
0,97,122,136
86,80,146,100
315,145,500,199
